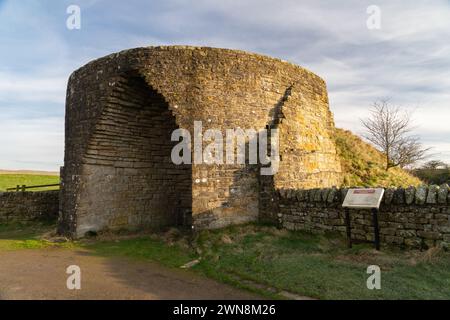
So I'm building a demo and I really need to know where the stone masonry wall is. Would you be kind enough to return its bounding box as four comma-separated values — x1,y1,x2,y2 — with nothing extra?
74,75,192,236
60,46,342,237
0,191,59,223
278,185,450,249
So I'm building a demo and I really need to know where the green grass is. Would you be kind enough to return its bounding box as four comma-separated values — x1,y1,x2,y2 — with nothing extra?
0,221,74,250
0,174,59,191
76,224,450,299
190,225,450,299
84,237,195,268
1,222,449,299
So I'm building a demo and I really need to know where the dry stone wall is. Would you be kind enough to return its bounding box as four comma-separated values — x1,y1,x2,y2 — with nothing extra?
0,191,59,223
277,185,450,249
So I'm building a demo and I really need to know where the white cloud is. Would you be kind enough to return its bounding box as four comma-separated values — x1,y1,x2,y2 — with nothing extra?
0,72,67,104
1,0,450,169
0,117,63,171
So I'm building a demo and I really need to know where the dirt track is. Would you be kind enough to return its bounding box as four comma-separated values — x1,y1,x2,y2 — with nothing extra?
0,248,259,300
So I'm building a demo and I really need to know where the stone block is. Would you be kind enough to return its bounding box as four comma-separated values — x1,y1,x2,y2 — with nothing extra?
383,188,395,205
438,184,449,204
405,186,415,205
415,186,428,205
327,188,338,203
393,188,405,204
426,185,439,204
321,189,330,202
417,231,442,240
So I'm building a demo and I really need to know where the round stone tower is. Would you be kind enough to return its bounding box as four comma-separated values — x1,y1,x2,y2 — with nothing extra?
59,46,342,237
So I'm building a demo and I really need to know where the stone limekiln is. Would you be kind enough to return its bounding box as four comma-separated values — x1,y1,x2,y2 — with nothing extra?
59,46,342,237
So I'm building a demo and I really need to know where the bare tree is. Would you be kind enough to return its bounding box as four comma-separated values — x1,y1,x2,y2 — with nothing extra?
361,100,430,170
421,160,447,170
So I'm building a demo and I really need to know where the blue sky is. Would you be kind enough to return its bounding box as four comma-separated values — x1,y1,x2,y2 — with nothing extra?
1,0,449,171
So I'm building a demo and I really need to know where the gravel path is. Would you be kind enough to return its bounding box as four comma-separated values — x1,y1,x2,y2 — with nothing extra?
0,248,259,300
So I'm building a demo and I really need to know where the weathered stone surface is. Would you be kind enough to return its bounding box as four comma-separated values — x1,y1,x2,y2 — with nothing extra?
327,188,338,203
438,184,449,204
383,188,396,205
287,189,294,199
415,186,428,205
0,191,59,223
426,185,439,204
417,230,442,240
278,186,449,248
308,189,316,202
393,188,405,204
321,189,330,202
405,186,415,205
60,46,343,237
314,189,323,202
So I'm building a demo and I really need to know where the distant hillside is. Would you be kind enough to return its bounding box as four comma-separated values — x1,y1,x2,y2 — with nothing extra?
0,170,59,176
334,128,422,187
413,168,450,185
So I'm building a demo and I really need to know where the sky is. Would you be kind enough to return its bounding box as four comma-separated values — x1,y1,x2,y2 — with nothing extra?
0,0,449,171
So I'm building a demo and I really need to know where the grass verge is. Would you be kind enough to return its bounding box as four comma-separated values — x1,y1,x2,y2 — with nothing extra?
0,222,449,299
0,221,74,250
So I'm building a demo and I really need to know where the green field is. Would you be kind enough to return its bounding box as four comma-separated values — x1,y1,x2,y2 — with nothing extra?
0,174,60,191
1,222,449,299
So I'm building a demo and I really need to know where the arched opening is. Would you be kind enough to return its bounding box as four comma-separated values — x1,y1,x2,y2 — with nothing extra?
77,75,192,235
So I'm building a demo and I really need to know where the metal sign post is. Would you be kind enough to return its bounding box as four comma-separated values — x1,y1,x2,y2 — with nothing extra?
342,188,384,251
344,208,352,248
371,208,380,251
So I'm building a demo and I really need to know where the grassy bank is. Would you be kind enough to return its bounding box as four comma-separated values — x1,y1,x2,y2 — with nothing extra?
1,222,448,299
334,128,422,187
